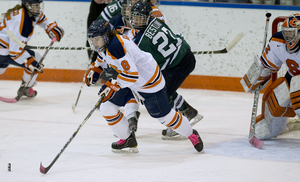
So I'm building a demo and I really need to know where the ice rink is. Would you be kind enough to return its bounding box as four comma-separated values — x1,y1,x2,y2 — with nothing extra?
0,80,300,182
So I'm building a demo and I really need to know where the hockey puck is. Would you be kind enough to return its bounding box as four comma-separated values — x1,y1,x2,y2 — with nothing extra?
8,163,11,172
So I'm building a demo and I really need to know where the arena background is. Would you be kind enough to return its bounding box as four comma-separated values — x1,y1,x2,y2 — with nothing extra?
0,0,298,91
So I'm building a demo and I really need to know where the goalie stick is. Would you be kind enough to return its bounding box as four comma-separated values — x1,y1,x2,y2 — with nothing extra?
40,92,108,174
0,36,56,103
248,12,272,149
192,33,243,55
8,29,242,54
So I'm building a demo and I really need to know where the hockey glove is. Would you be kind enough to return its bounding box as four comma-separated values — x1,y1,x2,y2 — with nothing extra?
46,22,64,42
85,62,103,86
100,66,119,82
98,79,120,102
24,57,43,73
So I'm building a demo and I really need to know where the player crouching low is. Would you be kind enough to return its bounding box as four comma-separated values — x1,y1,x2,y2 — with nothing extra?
241,14,300,140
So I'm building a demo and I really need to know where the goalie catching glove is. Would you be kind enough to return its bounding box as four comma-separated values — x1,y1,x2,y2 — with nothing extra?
24,57,43,73
85,62,103,86
240,55,272,93
46,22,64,42
98,79,120,102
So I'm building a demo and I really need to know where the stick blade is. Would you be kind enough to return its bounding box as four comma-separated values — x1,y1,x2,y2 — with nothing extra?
249,136,264,149
0,96,17,103
6,29,26,48
40,162,47,174
72,103,76,112
225,33,243,52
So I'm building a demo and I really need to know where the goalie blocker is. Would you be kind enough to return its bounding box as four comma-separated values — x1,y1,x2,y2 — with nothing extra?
241,56,300,139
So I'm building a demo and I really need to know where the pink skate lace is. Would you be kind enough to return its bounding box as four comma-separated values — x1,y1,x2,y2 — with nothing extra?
117,139,126,145
188,133,199,146
27,88,35,97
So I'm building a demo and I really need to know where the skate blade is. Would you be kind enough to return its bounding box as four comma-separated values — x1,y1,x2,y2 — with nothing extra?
162,134,187,140
190,114,203,127
111,147,139,153
72,103,76,112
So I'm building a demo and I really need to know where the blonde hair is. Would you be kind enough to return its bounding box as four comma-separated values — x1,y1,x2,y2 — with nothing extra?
1,4,23,18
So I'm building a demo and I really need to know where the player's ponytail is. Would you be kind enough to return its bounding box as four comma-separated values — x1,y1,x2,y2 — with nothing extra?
1,4,22,18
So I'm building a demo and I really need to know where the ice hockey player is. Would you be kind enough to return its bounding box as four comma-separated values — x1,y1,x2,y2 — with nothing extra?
109,0,167,37
96,0,163,23
0,0,64,98
87,19,203,153
86,0,113,63
85,0,166,134
129,1,203,139
241,13,300,140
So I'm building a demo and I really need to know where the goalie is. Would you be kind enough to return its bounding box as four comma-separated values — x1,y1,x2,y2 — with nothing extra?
241,13,300,140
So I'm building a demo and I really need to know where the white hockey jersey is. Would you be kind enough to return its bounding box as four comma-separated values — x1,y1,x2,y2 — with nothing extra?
261,31,300,76
96,34,165,93
0,7,51,64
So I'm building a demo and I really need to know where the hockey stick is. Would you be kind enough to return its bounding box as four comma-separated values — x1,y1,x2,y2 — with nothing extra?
72,51,95,112
248,12,271,149
8,29,241,54
40,92,107,174
6,29,89,50
72,64,91,112
0,37,56,103
192,33,243,55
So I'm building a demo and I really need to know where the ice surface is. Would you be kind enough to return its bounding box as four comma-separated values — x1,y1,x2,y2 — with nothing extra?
0,80,299,182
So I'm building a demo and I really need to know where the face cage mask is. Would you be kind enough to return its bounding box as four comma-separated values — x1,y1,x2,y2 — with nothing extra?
25,2,44,18
121,4,131,21
282,27,300,54
130,13,150,30
87,35,108,53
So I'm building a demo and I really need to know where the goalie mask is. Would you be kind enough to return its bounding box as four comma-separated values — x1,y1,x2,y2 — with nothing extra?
87,19,111,52
130,1,152,30
21,0,43,18
282,13,300,54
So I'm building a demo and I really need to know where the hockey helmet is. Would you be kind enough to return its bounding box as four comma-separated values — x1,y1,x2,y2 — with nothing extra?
21,0,43,18
121,0,139,21
130,1,152,30
87,19,111,52
282,13,300,54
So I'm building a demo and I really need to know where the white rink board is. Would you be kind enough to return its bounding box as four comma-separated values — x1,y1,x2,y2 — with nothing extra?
0,1,297,77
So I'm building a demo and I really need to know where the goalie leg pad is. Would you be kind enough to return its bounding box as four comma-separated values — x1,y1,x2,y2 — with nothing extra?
290,75,300,117
255,77,295,139
255,106,289,140
241,55,271,93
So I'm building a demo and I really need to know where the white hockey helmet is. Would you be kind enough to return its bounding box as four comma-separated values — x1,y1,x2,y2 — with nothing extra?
282,13,300,54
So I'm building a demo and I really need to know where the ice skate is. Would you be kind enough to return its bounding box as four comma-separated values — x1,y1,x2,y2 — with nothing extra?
128,111,140,132
111,132,139,153
180,100,203,126
188,129,203,152
161,128,185,140
17,80,37,98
